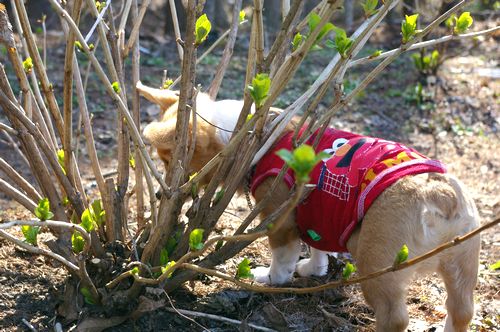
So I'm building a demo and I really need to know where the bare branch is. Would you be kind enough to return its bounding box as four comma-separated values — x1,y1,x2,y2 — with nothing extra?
169,0,184,62
0,122,17,135
207,0,243,99
0,178,37,211
349,25,500,68
0,157,42,202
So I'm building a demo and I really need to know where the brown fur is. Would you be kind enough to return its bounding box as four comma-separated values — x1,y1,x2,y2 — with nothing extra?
138,82,223,182
140,83,480,332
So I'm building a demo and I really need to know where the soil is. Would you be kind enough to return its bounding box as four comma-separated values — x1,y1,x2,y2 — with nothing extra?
0,7,499,332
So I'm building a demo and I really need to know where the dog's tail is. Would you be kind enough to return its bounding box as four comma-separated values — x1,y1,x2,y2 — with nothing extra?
136,81,179,112
422,174,479,240
446,175,480,230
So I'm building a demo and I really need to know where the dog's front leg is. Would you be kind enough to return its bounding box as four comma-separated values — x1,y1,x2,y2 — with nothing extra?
252,178,301,285
296,248,329,277
252,236,301,285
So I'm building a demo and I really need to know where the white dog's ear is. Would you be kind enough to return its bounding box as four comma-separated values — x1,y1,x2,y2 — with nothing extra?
136,81,179,112
143,119,177,149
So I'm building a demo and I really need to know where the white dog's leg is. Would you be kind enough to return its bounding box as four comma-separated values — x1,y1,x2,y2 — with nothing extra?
296,248,329,277
252,237,301,285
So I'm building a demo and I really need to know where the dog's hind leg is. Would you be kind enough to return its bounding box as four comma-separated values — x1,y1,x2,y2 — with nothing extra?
440,237,480,332
360,273,412,332
351,224,413,332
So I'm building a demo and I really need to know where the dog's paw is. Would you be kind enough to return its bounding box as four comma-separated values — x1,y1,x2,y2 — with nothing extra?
296,258,328,277
251,266,294,285
251,266,272,284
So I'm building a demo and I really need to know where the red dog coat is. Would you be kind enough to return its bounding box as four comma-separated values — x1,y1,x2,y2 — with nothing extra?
251,128,446,252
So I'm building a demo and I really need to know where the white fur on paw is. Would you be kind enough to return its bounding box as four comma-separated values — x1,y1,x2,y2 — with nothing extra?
251,266,272,284
296,258,328,277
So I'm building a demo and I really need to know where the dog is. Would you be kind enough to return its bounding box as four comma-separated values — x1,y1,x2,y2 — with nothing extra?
138,83,480,332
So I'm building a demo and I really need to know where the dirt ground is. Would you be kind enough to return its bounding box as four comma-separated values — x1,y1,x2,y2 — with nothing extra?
0,8,499,332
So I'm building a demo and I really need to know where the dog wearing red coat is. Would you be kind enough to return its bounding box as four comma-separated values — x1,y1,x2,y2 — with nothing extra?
138,82,480,332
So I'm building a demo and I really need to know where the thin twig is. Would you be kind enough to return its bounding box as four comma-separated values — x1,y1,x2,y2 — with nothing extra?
0,178,37,211
0,122,17,135
163,306,277,332
0,228,79,272
0,157,42,202
131,0,146,228
21,318,37,332
349,25,500,68
168,0,184,62
174,217,498,294
84,0,111,43
207,0,242,99
123,0,151,57
163,290,211,331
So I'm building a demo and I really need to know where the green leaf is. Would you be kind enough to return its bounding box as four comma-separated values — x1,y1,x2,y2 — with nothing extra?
246,113,254,123
489,260,500,271
80,208,95,232
369,50,382,58
445,14,456,29
80,287,96,305
57,149,66,175
248,73,271,108
160,248,169,266
292,32,303,51
342,262,357,280
328,27,353,58
454,12,473,34
112,81,121,93
239,10,246,24
394,244,409,265
74,41,84,52
91,199,106,226
316,22,335,42
161,261,176,278
195,14,212,45
22,57,33,73
401,14,419,43
189,172,199,198
308,13,321,32
361,0,378,17
129,155,136,169
165,230,182,255
277,145,327,183
293,145,316,164
275,149,294,165
162,78,174,90
236,258,253,279
21,225,40,246
95,1,105,13
189,228,205,251
429,49,439,68
213,189,225,205
412,53,423,71
34,198,54,221
71,231,85,253
131,267,140,275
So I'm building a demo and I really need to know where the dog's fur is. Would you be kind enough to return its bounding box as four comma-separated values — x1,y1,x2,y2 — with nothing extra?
139,83,480,332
